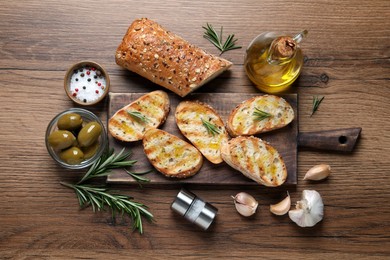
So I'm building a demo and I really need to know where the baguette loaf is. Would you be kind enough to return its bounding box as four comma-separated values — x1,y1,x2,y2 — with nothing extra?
143,128,203,178
175,101,229,164
115,18,232,97
226,95,294,137
221,136,287,187
108,90,170,142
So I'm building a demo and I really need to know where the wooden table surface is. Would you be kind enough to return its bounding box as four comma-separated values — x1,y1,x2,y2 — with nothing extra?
1,0,389,258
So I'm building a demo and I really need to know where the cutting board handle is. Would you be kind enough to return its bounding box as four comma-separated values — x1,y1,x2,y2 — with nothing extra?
298,127,362,152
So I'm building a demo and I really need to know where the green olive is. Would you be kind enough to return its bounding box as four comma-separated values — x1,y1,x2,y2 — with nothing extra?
48,130,76,150
59,146,84,165
57,113,83,131
82,142,100,159
77,121,102,147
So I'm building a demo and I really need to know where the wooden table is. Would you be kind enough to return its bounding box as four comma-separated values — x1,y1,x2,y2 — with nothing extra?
1,0,389,258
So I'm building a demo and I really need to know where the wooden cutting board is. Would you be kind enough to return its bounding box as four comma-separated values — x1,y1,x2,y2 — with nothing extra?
106,92,361,186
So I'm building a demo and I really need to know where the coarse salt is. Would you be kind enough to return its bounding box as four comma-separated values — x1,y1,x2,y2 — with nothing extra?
69,66,106,103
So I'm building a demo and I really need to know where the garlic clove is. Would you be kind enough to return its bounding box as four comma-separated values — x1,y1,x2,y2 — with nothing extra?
303,164,331,181
232,192,258,217
288,190,324,227
270,192,291,215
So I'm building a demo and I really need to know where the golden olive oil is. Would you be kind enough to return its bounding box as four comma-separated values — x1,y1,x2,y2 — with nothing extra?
244,31,307,93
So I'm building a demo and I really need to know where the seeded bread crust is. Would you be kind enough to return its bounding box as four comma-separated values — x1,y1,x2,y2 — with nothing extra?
143,128,203,178
221,136,287,187
226,95,294,137
108,90,170,142
175,101,229,164
115,18,233,97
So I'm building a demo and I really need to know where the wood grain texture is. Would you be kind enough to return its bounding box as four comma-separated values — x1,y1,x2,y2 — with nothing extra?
0,0,389,258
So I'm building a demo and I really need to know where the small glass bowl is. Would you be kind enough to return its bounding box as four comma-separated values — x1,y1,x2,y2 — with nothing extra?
45,108,107,169
64,61,110,106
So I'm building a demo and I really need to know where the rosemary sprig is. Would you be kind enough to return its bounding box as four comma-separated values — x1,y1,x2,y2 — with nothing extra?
62,147,153,234
253,107,272,121
202,23,242,55
311,96,325,116
60,182,154,234
77,147,141,184
201,118,221,136
127,111,149,123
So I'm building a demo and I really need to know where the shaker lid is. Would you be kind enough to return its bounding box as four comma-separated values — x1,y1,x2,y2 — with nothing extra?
171,189,196,216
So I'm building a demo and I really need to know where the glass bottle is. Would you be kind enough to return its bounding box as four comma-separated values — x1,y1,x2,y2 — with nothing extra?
244,30,308,93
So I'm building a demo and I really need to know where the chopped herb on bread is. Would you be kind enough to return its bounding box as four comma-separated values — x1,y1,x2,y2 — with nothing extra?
175,101,229,164
108,90,170,142
226,95,294,137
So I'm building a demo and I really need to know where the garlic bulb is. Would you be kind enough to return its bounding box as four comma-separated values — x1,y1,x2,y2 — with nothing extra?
303,164,331,181
270,192,291,216
232,192,258,217
288,190,324,227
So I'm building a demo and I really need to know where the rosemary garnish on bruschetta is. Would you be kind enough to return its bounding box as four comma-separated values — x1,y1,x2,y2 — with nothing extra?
201,118,221,136
253,107,272,121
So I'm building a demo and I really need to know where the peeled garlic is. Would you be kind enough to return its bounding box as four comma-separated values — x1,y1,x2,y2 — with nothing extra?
270,192,291,216
232,192,258,217
303,164,331,181
289,190,324,227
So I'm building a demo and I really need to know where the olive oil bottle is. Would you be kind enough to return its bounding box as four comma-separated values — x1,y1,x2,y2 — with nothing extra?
244,30,307,93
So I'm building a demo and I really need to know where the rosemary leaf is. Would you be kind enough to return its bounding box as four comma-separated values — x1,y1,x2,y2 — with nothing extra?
125,169,152,184
202,23,242,55
127,111,149,123
311,96,325,116
201,118,221,136
253,107,272,121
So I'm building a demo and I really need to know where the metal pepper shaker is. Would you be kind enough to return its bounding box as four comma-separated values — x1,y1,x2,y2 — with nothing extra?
171,189,218,230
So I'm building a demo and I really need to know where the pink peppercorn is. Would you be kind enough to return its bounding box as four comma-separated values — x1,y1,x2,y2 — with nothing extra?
87,71,90,75
95,90,99,94
72,93,77,97
98,83,101,86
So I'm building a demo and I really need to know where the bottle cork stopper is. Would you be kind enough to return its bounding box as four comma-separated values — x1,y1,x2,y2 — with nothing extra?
273,36,296,58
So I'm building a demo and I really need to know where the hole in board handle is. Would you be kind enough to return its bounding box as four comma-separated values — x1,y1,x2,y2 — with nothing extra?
338,135,348,144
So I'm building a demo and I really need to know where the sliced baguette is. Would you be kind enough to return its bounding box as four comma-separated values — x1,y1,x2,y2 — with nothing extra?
143,128,203,178
108,90,170,142
115,18,232,97
175,101,229,164
221,136,287,187
226,95,294,137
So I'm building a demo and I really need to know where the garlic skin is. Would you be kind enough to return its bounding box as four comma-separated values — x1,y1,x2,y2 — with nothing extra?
288,190,324,227
303,164,331,181
270,192,291,216
232,192,259,217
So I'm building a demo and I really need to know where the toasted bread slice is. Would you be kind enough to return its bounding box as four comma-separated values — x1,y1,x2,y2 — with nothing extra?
226,95,294,137
108,90,170,142
221,136,287,187
143,128,203,178
175,101,229,164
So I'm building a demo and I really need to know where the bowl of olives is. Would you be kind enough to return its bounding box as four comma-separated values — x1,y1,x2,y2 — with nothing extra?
45,108,107,169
